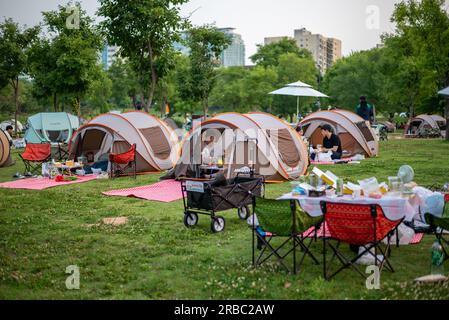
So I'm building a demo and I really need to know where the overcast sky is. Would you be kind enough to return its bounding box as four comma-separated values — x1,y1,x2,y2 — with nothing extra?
1,0,448,64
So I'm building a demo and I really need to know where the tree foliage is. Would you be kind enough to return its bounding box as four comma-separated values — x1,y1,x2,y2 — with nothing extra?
98,0,189,111
177,25,231,115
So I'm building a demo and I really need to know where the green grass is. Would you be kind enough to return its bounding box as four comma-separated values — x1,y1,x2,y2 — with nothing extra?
1,137,449,300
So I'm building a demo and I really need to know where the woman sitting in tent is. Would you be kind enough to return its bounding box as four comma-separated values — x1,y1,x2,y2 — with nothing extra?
311,124,342,161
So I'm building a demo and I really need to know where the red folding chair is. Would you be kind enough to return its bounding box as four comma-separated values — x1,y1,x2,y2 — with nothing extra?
19,143,52,175
320,201,403,281
109,144,137,179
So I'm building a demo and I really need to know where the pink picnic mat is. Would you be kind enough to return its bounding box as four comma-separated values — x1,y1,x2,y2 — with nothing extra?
0,175,97,190
102,179,182,203
303,225,424,245
311,159,352,165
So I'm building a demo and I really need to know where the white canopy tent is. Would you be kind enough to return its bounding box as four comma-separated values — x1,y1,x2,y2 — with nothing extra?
269,81,329,118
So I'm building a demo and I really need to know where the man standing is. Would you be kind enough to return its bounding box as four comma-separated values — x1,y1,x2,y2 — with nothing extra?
356,96,374,123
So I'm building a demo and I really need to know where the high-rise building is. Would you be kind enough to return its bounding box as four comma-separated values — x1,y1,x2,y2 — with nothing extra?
264,36,294,45
294,28,341,74
101,45,120,70
264,28,342,74
173,28,246,67
218,28,245,67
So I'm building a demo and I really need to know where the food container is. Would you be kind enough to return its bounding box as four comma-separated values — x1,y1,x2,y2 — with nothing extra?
358,177,380,196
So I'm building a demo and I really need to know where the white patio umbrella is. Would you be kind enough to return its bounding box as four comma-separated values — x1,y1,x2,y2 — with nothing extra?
438,86,449,96
269,81,328,118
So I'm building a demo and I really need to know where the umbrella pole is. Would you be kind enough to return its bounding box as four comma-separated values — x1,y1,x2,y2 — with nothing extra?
296,96,299,121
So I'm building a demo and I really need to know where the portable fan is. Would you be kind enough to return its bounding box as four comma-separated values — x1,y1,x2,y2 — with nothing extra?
398,165,415,183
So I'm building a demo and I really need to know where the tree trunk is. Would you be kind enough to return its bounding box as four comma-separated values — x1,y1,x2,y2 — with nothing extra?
53,93,59,112
445,98,449,141
13,77,19,136
146,42,157,112
75,96,81,118
203,97,208,117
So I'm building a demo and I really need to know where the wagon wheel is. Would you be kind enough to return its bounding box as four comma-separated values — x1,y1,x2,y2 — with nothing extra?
183,212,198,228
237,205,251,220
211,216,225,233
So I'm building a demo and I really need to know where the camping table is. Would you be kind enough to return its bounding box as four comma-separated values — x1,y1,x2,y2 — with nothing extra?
55,164,83,177
277,193,420,222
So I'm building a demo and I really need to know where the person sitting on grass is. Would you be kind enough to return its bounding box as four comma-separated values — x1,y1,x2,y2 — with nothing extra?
311,124,342,161
5,125,13,147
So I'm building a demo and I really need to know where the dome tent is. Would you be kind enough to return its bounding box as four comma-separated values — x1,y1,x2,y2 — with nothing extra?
404,114,446,137
24,112,80,144
0,129,13,167
300,109,379,158
68,111,180,174
171,112,309,182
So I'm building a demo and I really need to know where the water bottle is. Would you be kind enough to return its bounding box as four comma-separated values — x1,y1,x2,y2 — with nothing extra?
336,178,344,196
431,240,445,275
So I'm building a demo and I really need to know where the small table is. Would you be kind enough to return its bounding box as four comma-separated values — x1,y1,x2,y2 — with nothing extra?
55,164,83,177
278,193,420,222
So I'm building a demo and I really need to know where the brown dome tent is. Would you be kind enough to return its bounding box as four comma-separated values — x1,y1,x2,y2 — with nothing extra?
172,112,309,182
0,129,13,167
68,111,180,174
300,109,379,157
404,114,447,137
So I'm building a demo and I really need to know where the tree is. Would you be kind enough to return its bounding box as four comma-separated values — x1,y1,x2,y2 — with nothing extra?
86,68,112,113
250,38,312,67
391,0,449,139
241,66,278,112
98,0,189,112
28,2,102,116
0,18,40,133
322,49,387,112
209,66,248,112
107,59,139,109
179,25,231,116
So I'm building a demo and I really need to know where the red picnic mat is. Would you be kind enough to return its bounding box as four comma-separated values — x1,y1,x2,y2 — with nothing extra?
302,225,424,245
0,175,97,190
102,179,182,203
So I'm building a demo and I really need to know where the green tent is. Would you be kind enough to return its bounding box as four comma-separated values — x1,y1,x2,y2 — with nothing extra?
24,112,80,144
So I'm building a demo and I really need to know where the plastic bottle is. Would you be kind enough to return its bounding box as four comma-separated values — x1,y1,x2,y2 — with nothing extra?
431,240,445,275
336,178,344,196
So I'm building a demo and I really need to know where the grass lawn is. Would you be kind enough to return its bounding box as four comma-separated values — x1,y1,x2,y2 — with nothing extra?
1,136,449,300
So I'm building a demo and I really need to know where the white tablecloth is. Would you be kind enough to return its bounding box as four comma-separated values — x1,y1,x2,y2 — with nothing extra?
277,193,420,222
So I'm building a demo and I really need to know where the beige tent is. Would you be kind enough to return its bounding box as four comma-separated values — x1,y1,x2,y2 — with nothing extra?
404,114,447,137
300,109,379,157
68,111,180,173
0,129,13,167
172,112,309,182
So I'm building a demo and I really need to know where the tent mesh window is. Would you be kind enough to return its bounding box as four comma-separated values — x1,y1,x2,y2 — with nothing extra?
139,127,171,160
267,129,300,167
46,130,69,142
356,122,375,142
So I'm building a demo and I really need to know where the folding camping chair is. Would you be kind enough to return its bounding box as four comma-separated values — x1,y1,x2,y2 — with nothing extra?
251,198,322,274
320,201,403,281
56,142,69,160
19,143,52,176
424,194,449,262
109,144,137,179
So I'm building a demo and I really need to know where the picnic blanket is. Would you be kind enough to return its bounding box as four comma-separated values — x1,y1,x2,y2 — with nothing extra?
302,224,424,245
311,158,356,165
0,175,97,190
102,179,182,203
